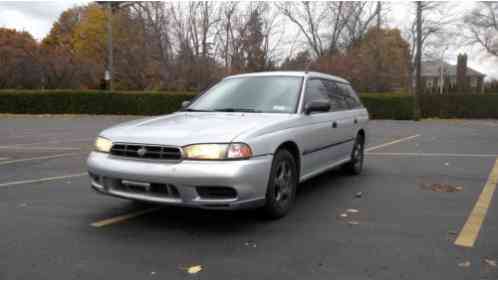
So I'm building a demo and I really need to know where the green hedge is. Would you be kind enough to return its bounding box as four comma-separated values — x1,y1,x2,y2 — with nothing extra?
0,90,196,115
360,93,414,120
0,90,497,119
420,94,498,119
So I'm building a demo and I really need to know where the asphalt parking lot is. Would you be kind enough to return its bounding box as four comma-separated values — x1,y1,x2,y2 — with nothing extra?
1,115,498,279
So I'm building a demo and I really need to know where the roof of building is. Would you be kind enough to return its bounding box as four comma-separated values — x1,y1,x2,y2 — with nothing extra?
225,71,350,84
421,60,485,77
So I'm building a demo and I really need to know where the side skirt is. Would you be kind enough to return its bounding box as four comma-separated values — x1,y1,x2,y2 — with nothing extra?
299,157,351,183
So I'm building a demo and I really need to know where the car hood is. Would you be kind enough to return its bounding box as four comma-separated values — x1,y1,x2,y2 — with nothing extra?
101,112,293,146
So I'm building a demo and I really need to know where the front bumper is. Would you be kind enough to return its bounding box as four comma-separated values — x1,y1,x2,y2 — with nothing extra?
86,152,273,210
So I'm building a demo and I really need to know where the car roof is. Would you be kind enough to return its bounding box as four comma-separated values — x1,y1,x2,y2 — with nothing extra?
225,71,350,84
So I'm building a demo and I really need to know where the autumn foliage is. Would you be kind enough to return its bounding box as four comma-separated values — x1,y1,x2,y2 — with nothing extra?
0,3,411,92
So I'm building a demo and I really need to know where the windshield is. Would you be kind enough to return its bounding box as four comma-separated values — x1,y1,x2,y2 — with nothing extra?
185,76,303,113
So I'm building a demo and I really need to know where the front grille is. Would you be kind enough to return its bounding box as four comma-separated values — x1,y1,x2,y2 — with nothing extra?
110,143,182,160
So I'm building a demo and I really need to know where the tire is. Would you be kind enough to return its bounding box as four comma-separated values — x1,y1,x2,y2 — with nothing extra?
343,134,365,175
263,149,298,219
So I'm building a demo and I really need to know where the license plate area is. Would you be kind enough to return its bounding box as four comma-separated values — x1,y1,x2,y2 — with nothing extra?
116,179,180,198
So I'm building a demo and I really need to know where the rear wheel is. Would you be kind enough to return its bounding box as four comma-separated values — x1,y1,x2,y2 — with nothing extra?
343,134,365,175
263,149,298,219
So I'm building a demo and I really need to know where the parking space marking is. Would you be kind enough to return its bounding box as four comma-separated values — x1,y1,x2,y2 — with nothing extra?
0,152,84,166
366,134,420,152
0,146,82,151
455,157,498,248
0,173,87,188
4,137,93,147
367,152,498,158
1,131,88,140
90,207,163,228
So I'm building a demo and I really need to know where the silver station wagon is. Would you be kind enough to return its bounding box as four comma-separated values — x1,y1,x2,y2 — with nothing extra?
87,71,369,218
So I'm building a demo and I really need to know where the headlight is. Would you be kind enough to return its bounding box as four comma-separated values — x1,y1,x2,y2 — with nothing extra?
94,137,113,153
183,143,252,160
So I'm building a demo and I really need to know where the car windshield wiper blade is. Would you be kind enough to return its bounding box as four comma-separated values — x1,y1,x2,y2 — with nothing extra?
213,107,262,113
181,108,213,112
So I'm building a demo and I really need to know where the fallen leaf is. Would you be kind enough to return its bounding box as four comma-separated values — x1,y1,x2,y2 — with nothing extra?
150,271,156,275
445,162,450,166
346,209,359,213
244,241,257,248
458,261,471,268
483,259,497,267
187,265,203,274
420,183,463,193
355,192,363,198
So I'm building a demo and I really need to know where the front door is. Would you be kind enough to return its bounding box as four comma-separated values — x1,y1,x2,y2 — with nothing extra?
299,78,347,176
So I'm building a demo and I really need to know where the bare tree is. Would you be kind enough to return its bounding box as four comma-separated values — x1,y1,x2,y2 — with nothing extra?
464,2,498,57
340,2,379,49
134,2,174,88
402,1,457,96
276,2,331,57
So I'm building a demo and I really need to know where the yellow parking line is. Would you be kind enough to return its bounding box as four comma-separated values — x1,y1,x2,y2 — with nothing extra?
455,157,498,248
366,134,420,152
90,207,163,228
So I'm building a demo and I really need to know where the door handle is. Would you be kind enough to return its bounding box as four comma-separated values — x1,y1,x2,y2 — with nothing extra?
332,121,337,128
354,118,358,124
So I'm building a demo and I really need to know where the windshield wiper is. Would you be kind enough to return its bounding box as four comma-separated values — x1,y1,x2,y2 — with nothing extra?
181,108,213,112
213,107,262,113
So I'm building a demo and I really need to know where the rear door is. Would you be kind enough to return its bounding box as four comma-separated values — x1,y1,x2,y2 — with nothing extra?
321,79,355,161
337,83,368,131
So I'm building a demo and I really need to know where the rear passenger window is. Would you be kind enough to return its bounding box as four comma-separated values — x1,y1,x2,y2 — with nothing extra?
304,78,357,112
321,80,349,111
338,84,363,109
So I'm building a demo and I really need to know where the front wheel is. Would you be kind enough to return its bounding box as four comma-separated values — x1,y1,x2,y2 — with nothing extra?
263,149,298,219
343,134,365,175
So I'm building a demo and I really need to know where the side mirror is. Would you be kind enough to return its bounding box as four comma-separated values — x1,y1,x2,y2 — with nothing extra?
304,100,331,115
181,100,191,108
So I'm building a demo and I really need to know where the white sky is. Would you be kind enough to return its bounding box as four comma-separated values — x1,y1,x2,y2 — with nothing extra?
0,0,497,79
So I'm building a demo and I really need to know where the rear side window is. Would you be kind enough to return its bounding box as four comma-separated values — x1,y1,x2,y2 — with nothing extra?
338,84,363,109
321,80,349,111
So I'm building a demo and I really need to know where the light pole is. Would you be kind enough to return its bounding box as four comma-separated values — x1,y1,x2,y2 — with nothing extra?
106,2,113,91
414,1,422,121
97,1,133,91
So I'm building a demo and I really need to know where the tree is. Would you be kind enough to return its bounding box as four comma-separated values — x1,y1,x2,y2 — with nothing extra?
314,27,410,92
276,1,341,57
464,2,498,57
0,28,40,89
402,2,457,95
280,50,312,70
276,1,380,57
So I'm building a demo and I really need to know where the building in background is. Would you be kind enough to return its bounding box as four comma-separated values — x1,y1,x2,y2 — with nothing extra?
421,54,485,94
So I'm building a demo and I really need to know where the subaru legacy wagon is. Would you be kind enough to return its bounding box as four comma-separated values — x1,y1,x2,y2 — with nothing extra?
87,71,369,218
